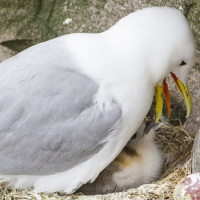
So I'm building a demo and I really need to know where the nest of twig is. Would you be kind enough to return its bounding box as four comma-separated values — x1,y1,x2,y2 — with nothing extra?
0,125,195,200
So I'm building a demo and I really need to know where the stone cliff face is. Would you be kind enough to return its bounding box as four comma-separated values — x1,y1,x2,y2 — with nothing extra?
0,0,199,59
0,0,199,132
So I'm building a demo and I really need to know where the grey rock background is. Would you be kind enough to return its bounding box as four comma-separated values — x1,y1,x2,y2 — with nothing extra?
0,0,199,133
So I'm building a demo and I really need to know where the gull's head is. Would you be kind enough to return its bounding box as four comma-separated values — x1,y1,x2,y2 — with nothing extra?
142,7,196,85
129,7,196,122
105,7,196,121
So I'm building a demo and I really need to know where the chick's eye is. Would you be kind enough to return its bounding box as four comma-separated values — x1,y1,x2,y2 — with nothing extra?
131,133,137,139
179,60,187,66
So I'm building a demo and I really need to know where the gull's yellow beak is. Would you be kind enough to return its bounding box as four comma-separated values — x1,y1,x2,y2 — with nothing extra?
155,84,164,123
155,78,171,123
171,73,192,118
155,74,192,123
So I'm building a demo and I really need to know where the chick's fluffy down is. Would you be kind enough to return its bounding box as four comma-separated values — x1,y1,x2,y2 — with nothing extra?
79,122,163,195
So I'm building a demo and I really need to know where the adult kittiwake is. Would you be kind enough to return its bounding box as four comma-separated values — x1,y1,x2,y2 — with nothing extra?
0,7,196,193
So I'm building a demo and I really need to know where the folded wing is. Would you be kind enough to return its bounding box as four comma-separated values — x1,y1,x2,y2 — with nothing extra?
0,45,121,176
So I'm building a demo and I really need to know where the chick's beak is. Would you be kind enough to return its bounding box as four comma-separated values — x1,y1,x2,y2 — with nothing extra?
155,73,192,123
170,72,192,118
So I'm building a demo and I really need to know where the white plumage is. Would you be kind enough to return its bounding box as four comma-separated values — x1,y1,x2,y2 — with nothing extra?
0,7,195,193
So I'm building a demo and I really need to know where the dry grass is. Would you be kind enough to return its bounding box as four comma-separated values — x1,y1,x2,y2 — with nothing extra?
126,125,194,200
0,125,195,200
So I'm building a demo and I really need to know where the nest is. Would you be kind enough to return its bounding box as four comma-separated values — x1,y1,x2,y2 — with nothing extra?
0,125,195,200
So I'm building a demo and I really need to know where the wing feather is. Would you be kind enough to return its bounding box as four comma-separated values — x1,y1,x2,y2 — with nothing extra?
0,46,121,175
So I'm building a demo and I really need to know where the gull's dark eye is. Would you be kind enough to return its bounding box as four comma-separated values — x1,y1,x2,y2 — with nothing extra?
179,60,187,66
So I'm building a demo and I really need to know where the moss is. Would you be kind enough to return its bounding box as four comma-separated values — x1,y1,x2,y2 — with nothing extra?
1,39,34,52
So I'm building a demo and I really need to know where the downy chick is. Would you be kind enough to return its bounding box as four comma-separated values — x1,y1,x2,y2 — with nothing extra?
79,121,163,195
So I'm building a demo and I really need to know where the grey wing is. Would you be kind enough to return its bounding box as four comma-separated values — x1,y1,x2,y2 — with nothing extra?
0,49,121,175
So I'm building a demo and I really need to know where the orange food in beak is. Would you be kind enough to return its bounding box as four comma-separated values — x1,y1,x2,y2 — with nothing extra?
155,73,192,122
163,78,170,118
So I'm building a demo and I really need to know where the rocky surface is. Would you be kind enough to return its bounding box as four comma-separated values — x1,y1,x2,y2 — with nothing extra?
173,173,200,200
192,128,200,173
0,1,200,59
